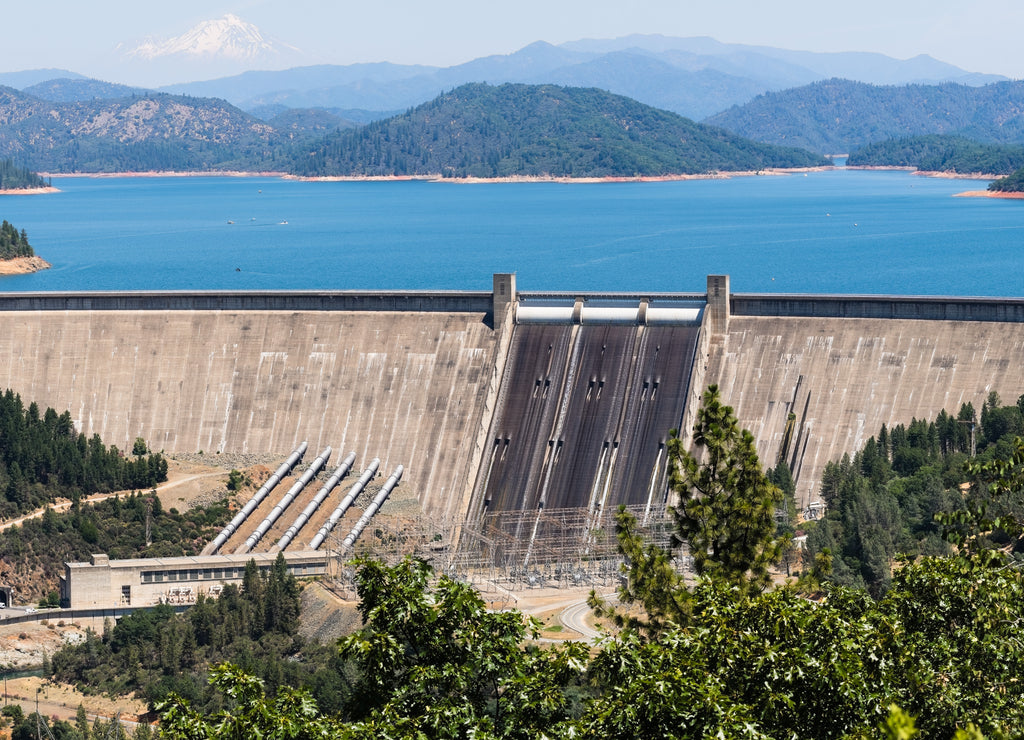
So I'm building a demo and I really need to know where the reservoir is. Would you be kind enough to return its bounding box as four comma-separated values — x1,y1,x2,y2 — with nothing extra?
0,168,1020,295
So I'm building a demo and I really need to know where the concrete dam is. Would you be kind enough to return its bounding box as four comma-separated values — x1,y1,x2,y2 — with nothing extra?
8,274,1024,579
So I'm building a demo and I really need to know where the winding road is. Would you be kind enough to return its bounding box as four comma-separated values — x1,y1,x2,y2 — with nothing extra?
0,471,227,532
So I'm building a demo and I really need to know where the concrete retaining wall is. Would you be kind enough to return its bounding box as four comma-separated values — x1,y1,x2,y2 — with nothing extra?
0,291,493,314
4,282,1024,533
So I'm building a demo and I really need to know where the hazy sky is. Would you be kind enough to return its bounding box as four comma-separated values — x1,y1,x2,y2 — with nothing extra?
4,0,1024,80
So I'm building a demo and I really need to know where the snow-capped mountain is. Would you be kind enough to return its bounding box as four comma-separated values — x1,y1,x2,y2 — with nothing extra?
116,15,308,86
127,14,297,62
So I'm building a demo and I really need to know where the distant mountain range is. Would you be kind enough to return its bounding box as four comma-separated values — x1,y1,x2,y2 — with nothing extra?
0,30,1021,175
0,32,1002,123
0,82,827,177
152,35,1001,122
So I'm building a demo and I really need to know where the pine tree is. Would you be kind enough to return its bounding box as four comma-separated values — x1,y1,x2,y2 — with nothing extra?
668,384,785,595
594,385,786,632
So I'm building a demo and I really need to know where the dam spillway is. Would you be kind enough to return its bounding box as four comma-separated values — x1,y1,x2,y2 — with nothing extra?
473,322,700,520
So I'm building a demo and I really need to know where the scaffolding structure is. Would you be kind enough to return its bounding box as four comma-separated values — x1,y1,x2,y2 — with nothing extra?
325,504,679,598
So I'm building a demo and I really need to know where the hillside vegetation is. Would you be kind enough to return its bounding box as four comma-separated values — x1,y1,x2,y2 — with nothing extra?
297,83,830,178
0,389,168,519
847,134,1024,174
705,78,1024,153
0,219,34,259
0,86,288,172
988,167,1024,192
0,158,49,189
157,511,1024,738
803,391,1024,597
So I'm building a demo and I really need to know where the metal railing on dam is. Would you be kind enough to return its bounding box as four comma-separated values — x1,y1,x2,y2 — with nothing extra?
3,287,1018,322
732,293,1024,323
0,290,494,313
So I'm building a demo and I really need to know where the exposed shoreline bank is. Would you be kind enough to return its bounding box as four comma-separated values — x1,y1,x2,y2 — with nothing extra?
38,170,288,179
953,190,1024,199
0,255,52,275
284,166,833,184
848,165,1001,179
35,167,833,184
0,186,60,195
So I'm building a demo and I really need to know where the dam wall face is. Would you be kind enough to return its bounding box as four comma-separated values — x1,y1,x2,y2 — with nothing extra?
705,310,1024,510
6,280,1024,539
0,294,498,521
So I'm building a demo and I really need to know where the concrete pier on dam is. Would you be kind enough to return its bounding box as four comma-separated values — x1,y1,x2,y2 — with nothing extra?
5,274,1024,572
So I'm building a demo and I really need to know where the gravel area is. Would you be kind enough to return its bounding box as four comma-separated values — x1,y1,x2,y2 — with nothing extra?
298,582,363,644
170,451,294,470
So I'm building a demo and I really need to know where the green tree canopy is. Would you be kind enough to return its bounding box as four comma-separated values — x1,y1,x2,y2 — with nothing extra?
669,384,786,594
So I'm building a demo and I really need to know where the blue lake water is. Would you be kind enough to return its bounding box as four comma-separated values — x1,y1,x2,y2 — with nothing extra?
0,169,1021,295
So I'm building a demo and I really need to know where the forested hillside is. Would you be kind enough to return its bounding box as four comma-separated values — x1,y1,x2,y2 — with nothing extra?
804,391,1024,596
0,86,290,172
704,78,1024,153
0,389,168,518
297,83,829,178
0,219,34,259
0,82,828,176
156,511,1024,738
0,159,49,189
988,167,1024,192
847,134,1024,174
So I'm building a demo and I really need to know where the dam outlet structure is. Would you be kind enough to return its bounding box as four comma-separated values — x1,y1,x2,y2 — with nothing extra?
468,294,705,565
206,441,307,555
239,445,333,554
34,274,1024,608
275,451,357,552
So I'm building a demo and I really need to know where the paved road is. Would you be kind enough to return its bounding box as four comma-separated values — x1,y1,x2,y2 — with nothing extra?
559,599,602,640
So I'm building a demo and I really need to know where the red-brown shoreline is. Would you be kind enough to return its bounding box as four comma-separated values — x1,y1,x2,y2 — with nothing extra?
954,190,1024,199
34,167,835,184
0,186,60,195
38,171,288,179
0,256,51,275
284,166,834,184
